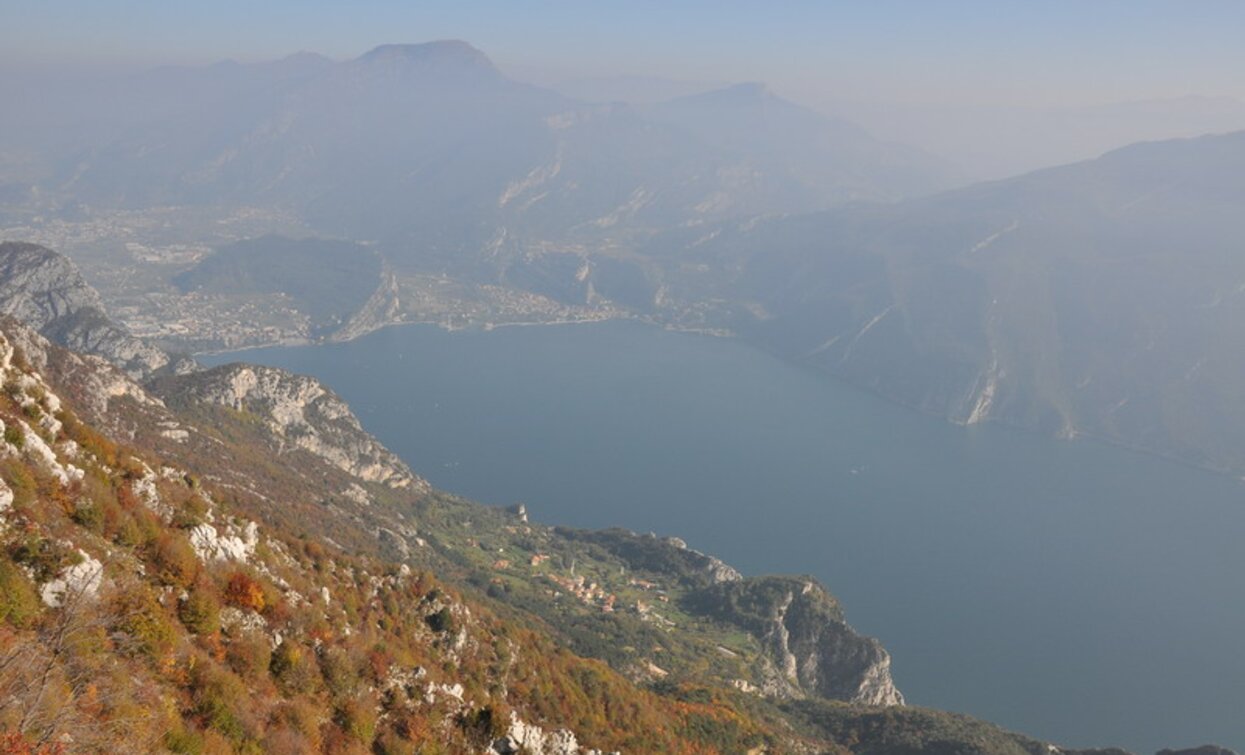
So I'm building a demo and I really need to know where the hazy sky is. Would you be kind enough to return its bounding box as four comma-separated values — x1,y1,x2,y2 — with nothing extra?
4,0,1245,107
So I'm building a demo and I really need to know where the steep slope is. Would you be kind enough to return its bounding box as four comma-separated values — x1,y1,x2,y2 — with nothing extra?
0,320,780,754
0,317,1231,753
0,241,181,379
153,362,425,492
686,576,902,705
147,364,902,710
672,130,1245,472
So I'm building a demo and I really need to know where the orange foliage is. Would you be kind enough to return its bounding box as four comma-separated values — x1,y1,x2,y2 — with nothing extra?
223,572,266,612
0,732,65,755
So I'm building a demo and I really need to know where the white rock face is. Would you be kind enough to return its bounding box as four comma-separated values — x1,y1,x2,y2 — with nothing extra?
490,712,612,755
14,418,82,485
40,551,104,607
423,682,465,705
132,466,171,520
3,322,166,433
0,242,172,378
188,521,259,563
342,483,371,505
0,477,13,514
753,579,904,707
219,606,267,635
852,650,903,706
160,425,190,442
170,364,427,490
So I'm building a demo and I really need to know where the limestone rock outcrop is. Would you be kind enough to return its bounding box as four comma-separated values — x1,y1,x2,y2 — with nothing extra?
154,363,426,491
0,241,180,378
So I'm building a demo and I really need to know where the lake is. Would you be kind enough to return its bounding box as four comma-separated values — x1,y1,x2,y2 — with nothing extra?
203,320,1245,753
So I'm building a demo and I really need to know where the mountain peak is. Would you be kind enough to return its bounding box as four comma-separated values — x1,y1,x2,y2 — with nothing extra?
723,81,772,98
356,40,495,71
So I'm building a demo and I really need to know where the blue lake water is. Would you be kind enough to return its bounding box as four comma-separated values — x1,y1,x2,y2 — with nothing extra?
203,320,1245,753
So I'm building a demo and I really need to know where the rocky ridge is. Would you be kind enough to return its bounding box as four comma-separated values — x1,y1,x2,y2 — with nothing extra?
563,529,902,706
0,241,182,379
0,320,626,753
732,577,902,705
152,363,425,492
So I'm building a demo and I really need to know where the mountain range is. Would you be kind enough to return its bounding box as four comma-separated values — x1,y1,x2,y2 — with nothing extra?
1,41,948,270
664,130,1245,473
7,41,1245,478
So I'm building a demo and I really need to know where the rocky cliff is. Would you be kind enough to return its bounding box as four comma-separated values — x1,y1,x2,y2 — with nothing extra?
152,363,426,492
0,241,180,378
559,528,902,707
0,319,636,753
693,576,904,705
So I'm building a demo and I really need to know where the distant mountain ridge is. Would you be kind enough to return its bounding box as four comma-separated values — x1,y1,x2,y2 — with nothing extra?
356,40,500,72
3,41,949,266
671,129,1245,473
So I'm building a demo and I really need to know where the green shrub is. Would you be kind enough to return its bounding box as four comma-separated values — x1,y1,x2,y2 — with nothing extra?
321,646,363,699
426,606,455,634
4,422,25,450
111,585,177,658
178,586,221,635
460,705,508,746
71,499,104,531
58,409,119,467
163,726,205,755
0,461,34,508
270,641,320,696
113,515,145,548
335,692,379,744
0,557,40,627
172,494,210,529
149,532,199,588
190,658,253,741
9,534,77,582
225,629,272,682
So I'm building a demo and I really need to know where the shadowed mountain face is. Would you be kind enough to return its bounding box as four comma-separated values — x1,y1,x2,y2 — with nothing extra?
0,241,179,378
672,131,1245,472
6,42,948,270
172,236,385,336
649,83,944,206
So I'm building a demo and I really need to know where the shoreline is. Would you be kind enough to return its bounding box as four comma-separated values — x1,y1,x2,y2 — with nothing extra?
189,311,736,358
